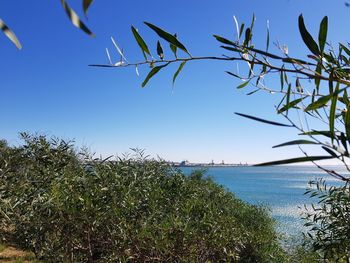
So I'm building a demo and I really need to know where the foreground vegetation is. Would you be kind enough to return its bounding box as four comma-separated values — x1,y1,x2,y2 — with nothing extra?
0,133,289,262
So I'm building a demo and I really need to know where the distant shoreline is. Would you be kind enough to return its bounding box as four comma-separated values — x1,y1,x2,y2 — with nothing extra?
171,164,251,168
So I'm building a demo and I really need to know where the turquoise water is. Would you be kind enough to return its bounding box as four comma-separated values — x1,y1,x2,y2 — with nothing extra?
180,165,346,236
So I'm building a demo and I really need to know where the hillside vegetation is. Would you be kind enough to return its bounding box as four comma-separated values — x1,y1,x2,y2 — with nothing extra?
0,134,287,262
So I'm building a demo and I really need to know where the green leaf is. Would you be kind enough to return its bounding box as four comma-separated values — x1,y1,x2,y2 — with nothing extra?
315,62,322,91
298,14,320,56
246,89,260,96
237,80,249,89
305,94,332,111
254,156,336,166
221,46,241,53
243,28,251,46
285,83,291,113
0,18,22,49
61,0,93,36
345,106,350,144
172,61,186,85
278,97,304,114
282,57,313,65
226,71,241,78
82,0,94,15
131,26,151,59
157,40,164,59
318,16,328,54
329,84,339,141
250,13,256,31
141,65,167,87
340,43,350,57
235,112,293,127
213,35,236,46
272,140,318,148
280,69,284,91
170,33,177,58
321,146,338,157
305,88,344,111
340,132,349,154
239,23,245,38
221,45,283,60
144,22,190,55
299,130,333,138
343,89,350,106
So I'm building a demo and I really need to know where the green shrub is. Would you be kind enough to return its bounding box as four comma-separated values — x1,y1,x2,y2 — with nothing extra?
0,134,286,262
302,180,350,262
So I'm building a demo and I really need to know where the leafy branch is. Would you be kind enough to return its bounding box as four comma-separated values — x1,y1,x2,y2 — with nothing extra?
91,15,350,182
1,0,95,49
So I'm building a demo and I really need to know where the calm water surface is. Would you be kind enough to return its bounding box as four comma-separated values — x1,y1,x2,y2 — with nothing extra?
180,165,346,236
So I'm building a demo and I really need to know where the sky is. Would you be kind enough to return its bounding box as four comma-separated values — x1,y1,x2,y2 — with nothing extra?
1,0,349,164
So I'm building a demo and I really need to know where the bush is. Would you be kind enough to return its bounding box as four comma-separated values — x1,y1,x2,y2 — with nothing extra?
302,180,350,262
0,134,286,262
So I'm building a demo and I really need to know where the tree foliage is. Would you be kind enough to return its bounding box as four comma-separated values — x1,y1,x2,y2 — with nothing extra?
303,180,350,261
91,13,350,260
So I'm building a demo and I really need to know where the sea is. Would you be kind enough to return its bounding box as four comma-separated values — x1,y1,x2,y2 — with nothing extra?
180,165,346,238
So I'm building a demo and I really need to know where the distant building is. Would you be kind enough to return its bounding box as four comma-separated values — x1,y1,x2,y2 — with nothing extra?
179,160,190,166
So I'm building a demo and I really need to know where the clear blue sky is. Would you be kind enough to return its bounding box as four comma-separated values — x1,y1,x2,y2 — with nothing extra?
0,0,348,163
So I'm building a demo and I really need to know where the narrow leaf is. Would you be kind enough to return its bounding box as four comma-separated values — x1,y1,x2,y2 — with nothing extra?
340,43,350,57
157,40,164,59
82,0,94,15
305,88,344,111
142,65,167,87
280,68,284,91
221,45,283,60
273,140,318,148
233,16,239,41
111,37,127,62
173,61,186,85
278,97,304,114
243,28,251,46
343,89,350,106
299,130,335,139
213,35,236,46
237,80,249,89
305,94,332,111
131,26,150,57
170,33,177,58
255,156,335,166
315,62,322,91
226,71,241,78
0,18,22,49
345,105,350,144
298,14,319,56
246,89,259,96
340,132,348,154
239,23,245,38
61,0,93,36
235,112,293,127
285,84,291,113
144,22,189,55
105,48,112,65
329,84,339,141
321,146,338,157
318,16,328,54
